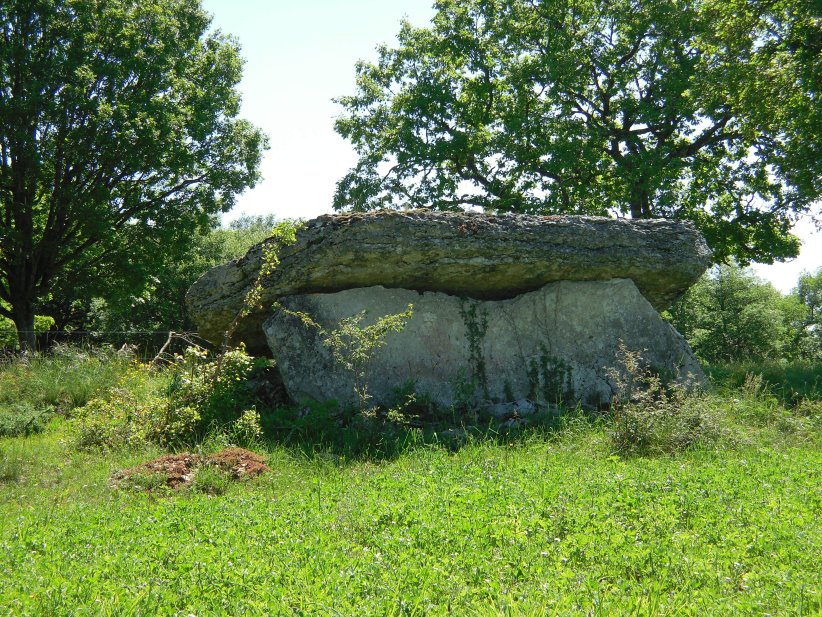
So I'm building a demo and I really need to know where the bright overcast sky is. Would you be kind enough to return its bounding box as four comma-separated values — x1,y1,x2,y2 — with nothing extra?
202,0,820,293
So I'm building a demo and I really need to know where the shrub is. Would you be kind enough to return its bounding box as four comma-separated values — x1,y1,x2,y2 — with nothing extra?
607,342,723,456
165,345,259,431
0,402,54,438
71,366,188,451
227,407,263,446
71,346,262,451
279,304,414,411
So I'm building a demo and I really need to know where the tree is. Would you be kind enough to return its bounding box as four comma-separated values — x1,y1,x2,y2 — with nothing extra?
60,214,280,338
666,263,803,363
793,267,822,359
335,0,820,264
0,0,266,348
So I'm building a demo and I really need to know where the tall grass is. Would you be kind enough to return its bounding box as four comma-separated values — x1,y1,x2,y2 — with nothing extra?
0,345,132,413
0,345,134,437
706,360,821,406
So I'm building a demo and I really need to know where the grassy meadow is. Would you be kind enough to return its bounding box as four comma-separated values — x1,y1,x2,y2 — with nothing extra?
0,350,820,615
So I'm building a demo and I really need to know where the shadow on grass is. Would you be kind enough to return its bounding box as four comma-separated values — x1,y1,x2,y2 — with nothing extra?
257,402,601,464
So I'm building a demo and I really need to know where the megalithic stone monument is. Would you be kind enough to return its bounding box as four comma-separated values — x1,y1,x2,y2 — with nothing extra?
187,210,712,409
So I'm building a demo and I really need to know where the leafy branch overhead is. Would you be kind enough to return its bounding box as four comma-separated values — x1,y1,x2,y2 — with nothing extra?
334,0,821,263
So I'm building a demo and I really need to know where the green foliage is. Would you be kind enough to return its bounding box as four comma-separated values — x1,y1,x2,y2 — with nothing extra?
607,342,723,456
335,0,820,263
527,345,575,406
227,407,263,446
190,465,232,496
71,346,261,450
0,420,820,613
0,442,25,484
237,220,303,322
62,215,284,338
0,344,132,414
459,300,490,400
793,267,822,359
667,263,806,363
0,403,53,438
706,360,822,407
169,346,257,428
71,364,184,451
282,304,414,411
1,348,820,613
0,314,55,349
0,0,266,348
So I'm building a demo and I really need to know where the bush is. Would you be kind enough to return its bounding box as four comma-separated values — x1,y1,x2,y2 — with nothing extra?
607,342,723,456
165,345,260,431
0,403,54,438
71,365,187,451
71,346,263,451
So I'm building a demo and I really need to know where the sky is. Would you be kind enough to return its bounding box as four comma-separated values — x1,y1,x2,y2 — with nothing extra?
202,0,820,293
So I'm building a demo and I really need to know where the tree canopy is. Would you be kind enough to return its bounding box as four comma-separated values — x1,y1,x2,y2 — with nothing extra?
335,0,821,264
0,0,266,347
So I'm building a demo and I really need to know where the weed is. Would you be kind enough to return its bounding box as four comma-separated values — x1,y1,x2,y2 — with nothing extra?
279,304,413,412
459,299,489,399
227,407,263,446
191,464,232,495
0,443,24,484
607,341,723,456
0,402,53,437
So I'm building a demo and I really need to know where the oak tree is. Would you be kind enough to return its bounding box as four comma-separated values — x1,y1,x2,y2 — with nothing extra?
0,0,266,348
335,0,820,264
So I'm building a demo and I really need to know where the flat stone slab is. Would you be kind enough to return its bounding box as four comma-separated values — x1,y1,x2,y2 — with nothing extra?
263,280,706,410
187,210,711,354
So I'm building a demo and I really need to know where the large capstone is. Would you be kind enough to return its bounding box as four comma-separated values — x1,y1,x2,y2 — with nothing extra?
264,280,707,410
187,210,711,354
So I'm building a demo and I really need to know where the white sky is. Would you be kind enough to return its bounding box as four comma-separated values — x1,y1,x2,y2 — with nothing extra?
202,0,820,294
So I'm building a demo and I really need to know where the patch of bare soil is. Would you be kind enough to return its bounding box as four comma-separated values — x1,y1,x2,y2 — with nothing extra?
208,447,269,478
112,448,269,491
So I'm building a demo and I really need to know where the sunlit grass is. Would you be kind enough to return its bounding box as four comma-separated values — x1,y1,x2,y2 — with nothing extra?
0,355,819,614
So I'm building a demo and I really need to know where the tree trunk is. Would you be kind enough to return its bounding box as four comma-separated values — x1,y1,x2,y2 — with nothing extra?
12,297,37,351
629,183,653,219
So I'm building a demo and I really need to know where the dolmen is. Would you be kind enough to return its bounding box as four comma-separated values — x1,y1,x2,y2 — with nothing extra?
186,210,712,410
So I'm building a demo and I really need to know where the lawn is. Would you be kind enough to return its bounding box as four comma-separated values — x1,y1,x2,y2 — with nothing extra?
0,352,820,615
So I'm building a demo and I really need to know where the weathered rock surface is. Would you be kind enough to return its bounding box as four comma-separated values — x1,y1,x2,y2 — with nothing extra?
263,280,706,410
187,211,711,354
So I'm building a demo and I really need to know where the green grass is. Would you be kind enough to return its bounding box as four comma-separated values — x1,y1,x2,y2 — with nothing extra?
706,361,822,407
1,421,819,615
0,346,132,418
0,355,820,615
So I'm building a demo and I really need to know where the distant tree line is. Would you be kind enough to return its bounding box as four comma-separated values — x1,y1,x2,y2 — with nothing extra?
1,215,276,350
665,264,822,363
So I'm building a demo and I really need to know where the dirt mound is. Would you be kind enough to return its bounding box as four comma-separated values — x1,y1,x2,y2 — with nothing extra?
208,447,269,478
113,448,269,491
